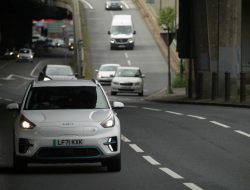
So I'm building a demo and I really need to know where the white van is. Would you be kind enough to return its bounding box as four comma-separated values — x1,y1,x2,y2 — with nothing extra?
108,15,136,50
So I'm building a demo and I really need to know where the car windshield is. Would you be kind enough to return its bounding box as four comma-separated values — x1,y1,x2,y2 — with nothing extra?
115,69,141,77
24,86,109,110
46,66,74,76
100,65,118,71
19,49,30,54
111,26,132,35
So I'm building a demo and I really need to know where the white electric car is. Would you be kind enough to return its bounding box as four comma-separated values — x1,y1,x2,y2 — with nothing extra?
7,80,124,171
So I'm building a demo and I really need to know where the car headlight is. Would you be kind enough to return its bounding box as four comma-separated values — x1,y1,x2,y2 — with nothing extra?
112,81,119,85
101,114,115,128
30,55,33,59
19,115,35,129
110,38,115,43
17,54,20,58
128,38,134,43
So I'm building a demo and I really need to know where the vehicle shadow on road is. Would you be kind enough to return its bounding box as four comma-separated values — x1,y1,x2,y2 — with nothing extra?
0,164,107,174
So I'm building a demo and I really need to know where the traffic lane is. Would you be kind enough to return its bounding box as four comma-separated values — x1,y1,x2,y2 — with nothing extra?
125,101,250,138
85,1,168,94
117,107,250,190
0,138,185,190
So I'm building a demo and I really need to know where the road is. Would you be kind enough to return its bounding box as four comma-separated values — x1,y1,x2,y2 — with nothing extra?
0,0,250,190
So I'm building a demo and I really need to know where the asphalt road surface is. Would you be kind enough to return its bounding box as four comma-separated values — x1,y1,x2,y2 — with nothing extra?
0,0,250,190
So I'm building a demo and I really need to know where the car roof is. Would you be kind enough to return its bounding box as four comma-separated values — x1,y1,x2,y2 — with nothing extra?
117,66,140,70
32,80,97,88
100,63,120,67
46,64,72,69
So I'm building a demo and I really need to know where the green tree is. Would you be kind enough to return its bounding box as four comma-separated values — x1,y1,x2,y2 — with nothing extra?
158,7,175,31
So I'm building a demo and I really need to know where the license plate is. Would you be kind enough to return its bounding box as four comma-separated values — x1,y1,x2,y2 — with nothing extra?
118,45,126,48
53,139,83,146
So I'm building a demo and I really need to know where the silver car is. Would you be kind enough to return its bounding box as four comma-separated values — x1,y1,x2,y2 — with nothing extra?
96,63,120,84
17,48,34,62
38,64,77,81
111,66,145,96
7,80,124,172
105,0,123,10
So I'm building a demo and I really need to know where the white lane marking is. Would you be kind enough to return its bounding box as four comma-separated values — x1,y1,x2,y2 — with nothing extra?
30,60,45,77
165,111,184,115
234,130,250,138
183,183,204,190
121,135,131,143
159,167,184,179
124,52,129,59
129,144,144,153
142,107,162,111
1,74,15,80
143,156,161,165
80,0,94,9
0,62,11,70
127,60,131,66
187,115,206,120
121,1,129,9
4,98,12,102
209,121,231,128
125,105,138,108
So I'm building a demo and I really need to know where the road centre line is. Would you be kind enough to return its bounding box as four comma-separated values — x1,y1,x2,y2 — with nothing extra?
187,115,206,120
142,107,162,111
209,121,231,128
165,111,184,115
129,144,144,153
121,135,131,142
183,183,204,190
159,167,184,179
124,52,129,59
234,130,250,138
143,156,161,165
127,60,131,66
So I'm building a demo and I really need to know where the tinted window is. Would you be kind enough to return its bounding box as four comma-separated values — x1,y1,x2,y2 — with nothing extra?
115,69,141,77
24,86,109,110
46,66,74,76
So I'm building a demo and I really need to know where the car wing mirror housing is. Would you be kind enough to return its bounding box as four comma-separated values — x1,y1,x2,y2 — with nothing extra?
108,31,111,35
6,102,20,110
141,74,145,78
112,101,124,109
133,30,136,35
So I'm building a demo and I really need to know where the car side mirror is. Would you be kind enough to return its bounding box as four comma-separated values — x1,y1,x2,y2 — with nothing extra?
141,74,145,78
112,101,124,109
108,31,111,35
133,30,136,35
6,102,20,110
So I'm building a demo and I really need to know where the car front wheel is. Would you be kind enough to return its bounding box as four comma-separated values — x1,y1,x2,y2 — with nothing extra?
103,154,121,172
13,156,27,170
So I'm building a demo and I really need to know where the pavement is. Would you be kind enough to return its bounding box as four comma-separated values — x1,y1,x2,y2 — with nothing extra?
145,87,250,108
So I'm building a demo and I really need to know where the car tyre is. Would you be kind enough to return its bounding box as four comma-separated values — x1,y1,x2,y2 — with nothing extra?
103,154,121,172
13,156,27,170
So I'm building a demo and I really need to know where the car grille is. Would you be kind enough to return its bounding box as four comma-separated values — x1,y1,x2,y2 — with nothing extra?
120,83,133,86
115,39,128,43
36,147,101,159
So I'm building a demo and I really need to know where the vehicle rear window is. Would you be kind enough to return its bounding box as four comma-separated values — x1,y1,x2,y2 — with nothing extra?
24,86,109,110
